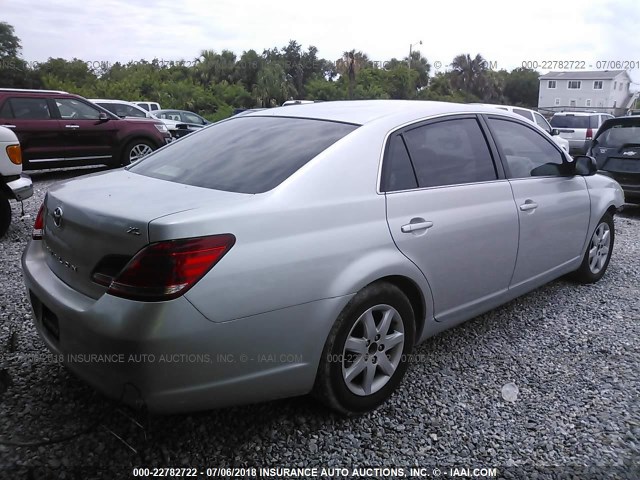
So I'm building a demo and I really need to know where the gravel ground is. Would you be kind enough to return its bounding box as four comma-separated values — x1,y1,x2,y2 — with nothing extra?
0,168,638,479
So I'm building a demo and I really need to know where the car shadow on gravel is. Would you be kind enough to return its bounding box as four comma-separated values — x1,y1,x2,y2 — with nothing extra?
618,203,640,219
27,166,111,184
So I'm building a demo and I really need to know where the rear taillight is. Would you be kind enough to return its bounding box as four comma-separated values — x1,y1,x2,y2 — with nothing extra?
6,145,22,165
32,203,45,240
105,234,235,301
586,128,593,139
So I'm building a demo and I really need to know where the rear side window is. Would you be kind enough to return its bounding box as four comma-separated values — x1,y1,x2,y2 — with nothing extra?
533,112,551,133
488,118,568,178
402,118,497,188
2,98,51,119
130,116,358,194
381,135,418,192
550,115,589,129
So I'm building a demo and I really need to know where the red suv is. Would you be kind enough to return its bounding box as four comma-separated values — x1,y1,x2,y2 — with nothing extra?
0,89,171,169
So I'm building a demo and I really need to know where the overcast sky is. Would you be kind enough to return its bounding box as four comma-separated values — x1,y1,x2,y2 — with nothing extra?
2,0,639,83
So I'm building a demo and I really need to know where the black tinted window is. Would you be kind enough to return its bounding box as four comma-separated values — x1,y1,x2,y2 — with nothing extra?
488,118,568,178
402,118,497,188
596,122,640,148
550,115,589,129
0,100,12,118
130,116,358,193
7,98,51,119
381,135,417,192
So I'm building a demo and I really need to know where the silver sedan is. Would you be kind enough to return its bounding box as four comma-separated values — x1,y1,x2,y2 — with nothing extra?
22,101,624,414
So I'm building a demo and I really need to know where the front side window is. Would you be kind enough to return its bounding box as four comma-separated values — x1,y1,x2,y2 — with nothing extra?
56,98,101,120
568,81,581,89
488,118,567,179
402,118,497,188
183,112,205,124
2,97,51,120
130,116,358,194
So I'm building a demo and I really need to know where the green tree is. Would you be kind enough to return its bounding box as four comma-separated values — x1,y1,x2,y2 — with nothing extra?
504,67,539,107
0,22,20,58
450,53,489,97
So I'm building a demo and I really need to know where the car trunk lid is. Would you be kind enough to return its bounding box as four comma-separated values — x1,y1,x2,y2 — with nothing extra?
41,169,251,299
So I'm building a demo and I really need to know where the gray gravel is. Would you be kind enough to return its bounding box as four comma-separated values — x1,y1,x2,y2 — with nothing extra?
0,168,638,479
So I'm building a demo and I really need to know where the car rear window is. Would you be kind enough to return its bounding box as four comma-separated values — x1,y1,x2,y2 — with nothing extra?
129,116,359,193
550,115,592,129
596,122,640,148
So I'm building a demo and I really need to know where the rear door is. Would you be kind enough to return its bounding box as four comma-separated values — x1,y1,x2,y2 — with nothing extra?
0,96,64,168
485,116,590,287
52,97,119,163
384,115,519,322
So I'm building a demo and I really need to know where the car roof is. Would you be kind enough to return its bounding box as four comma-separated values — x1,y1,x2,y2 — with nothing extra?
243,100,523,126
90,98,138,105
552,111,601,116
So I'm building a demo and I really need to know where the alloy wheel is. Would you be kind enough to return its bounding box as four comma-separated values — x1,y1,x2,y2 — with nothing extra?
588,222,611,274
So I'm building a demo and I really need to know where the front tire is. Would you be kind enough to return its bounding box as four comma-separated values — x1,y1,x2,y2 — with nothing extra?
571,212,614,284
0,192,11,238
121,139,156,166
313,282,415,415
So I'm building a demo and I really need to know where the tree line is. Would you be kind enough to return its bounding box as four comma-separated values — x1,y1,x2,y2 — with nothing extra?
0,22,540,121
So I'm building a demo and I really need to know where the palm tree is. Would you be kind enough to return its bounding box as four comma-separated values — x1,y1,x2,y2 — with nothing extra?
253,63,296,107
450,53,489,97
336,50,370,99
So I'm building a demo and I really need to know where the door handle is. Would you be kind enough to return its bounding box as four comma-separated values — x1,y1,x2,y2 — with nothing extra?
519,201,538,212
1,124,16,128
65,124,80,129
401,221,433,233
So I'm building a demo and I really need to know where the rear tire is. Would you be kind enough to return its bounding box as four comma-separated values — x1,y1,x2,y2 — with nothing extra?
121,139,156,166
571,212,614,284
313,282,415,415
0,192,11,238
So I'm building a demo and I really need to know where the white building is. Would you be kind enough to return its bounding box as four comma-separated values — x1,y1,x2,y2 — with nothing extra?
538,70,637,115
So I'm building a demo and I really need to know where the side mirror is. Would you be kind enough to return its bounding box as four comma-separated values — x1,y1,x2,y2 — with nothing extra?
98,112,110,121
574,155,598,176
550,128,560,136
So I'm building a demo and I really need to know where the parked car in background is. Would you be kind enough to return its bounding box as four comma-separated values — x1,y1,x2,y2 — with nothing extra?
91,99,191,139
589,116,640,203
0,125,32,236
132,101,161,112
22,101,623,415
476,104,570,153
0,89,171,169
152,109,209,132
550,112,615,155
282,100,316,106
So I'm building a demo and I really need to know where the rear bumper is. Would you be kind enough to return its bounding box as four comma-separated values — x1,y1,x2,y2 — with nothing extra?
598,171,640,201
21,240,349,413
6,174,33,201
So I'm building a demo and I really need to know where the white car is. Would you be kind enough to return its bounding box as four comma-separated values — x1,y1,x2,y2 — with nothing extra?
0,126,32,236
550,112,614,155
477,104,570,154
132,101,161,112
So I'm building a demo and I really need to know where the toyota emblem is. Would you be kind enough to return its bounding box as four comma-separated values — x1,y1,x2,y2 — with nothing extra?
53,207,63,227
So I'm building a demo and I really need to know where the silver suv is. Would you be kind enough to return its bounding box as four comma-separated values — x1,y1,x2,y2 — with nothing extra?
0,126,33,236
550,112,614,155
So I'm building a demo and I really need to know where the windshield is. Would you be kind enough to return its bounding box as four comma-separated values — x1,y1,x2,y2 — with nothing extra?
130,116,359,193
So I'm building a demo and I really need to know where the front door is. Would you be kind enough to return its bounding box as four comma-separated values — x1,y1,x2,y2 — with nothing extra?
485,116,591,287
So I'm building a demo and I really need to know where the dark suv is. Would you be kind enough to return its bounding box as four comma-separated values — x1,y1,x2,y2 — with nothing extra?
589,116,640,203
0,89,171,170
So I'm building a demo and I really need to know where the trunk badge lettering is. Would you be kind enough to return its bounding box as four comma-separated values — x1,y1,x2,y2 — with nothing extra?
52,207,63,227
45,244,78,272
127,227,141,236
